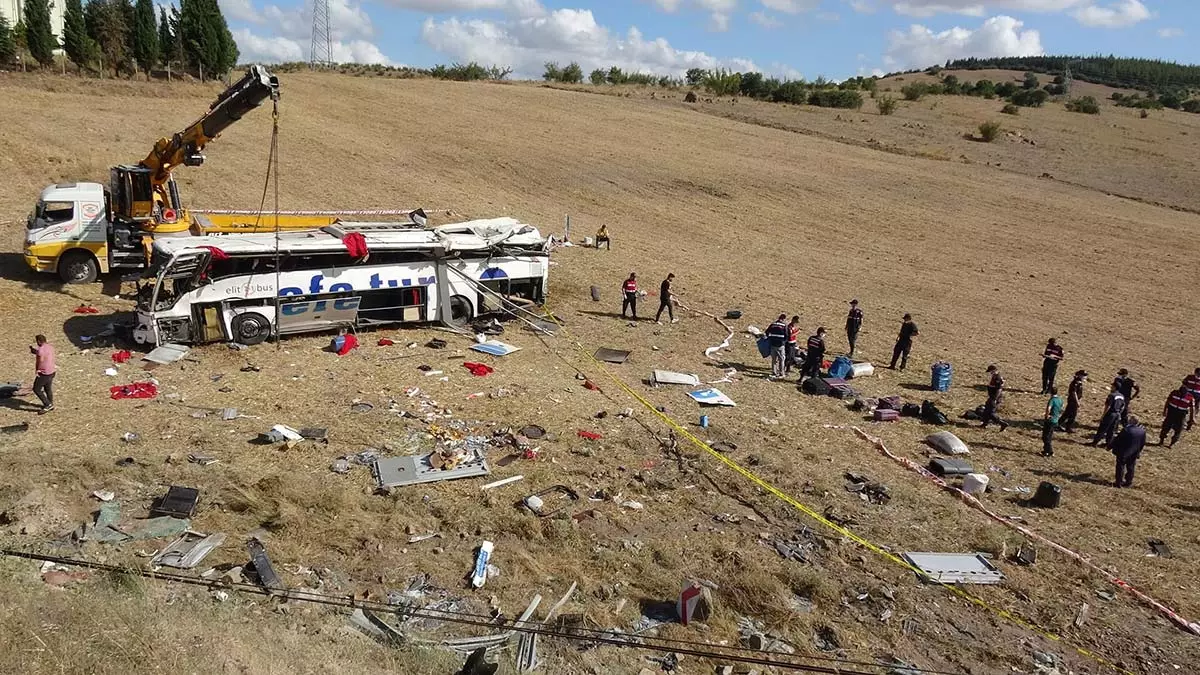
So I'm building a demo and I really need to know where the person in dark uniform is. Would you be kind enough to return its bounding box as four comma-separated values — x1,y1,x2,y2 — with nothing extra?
620,273,638,321
1040,338,1064,395
1089,383,1126,449
980,364,1009,431
1112,416,1146,488
803,327,827,379
1112,369,1140,424
1185,367,1200,425
784,316,801,376
1159,381,1195,448
845,300,863,356
765,314,789,379
654,273,677,324
1057,370,1087,433
888,314,919,370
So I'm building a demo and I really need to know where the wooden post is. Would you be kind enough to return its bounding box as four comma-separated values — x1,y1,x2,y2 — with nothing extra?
564,215,570,242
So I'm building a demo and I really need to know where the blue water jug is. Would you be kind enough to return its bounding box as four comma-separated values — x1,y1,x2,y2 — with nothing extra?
756,336,771,358
931,362,952,392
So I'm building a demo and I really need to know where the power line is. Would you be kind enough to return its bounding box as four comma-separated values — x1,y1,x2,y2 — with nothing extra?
2,549,961,674
310,0,333,68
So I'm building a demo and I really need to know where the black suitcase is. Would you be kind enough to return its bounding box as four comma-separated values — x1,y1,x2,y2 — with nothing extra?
801,377,832,396
928,457,973,477
1033,482,1062,508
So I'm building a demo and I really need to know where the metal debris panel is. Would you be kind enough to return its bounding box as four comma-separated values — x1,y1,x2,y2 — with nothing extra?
653,370,701,386
374,453,491,488
143,343,191,365
902,552,1005,585
593,348,631,364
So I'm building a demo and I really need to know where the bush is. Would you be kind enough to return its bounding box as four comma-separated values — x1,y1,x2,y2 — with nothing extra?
771,80,808,104
973,79,996,99
995,81,1018,98
978,120,1002,142
1183,99,1200,113
703,68,742,96
1043,83,1065,96
1023,71,1040,89
808,88,863,109
1010,88,1049,107
561,62,583,84
877,95,897,115
1159,92,1182,109
1000,103,1020,115
1140,109,1149,118
589,68,605,85
901,82,926,101
1065,95,1100,114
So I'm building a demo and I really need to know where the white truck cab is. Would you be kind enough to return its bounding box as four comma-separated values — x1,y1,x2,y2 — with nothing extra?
24,182,114,283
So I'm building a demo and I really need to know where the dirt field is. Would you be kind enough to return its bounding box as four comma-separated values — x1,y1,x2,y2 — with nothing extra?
0,70,1199,674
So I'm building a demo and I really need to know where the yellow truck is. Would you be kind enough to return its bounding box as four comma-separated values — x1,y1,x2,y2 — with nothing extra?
23,65,415,283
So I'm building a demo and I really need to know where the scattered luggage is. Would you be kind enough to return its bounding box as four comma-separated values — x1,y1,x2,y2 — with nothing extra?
849,362,874,379
874,408,900,422
1033,482,1062,508
928,457,973,477
920,400,949,425
926,431,970,455
828,356,853,379
900,402,922,417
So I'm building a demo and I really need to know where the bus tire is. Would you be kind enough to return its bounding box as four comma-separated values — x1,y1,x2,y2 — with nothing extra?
230,312,271,345
448,295,474,327
59,250,99,284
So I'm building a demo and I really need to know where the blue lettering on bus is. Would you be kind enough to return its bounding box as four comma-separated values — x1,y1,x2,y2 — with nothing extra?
281,297,363,317
280,273,441,297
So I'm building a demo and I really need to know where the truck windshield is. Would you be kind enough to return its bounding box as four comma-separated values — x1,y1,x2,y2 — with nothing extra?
30,201,74,229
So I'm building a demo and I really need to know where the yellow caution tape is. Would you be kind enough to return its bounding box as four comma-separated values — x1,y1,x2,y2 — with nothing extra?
542,302,1135,674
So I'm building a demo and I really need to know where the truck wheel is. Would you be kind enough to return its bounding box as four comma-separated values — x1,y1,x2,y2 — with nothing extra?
448,295,474,327
59,250,98,284
230,312,271,345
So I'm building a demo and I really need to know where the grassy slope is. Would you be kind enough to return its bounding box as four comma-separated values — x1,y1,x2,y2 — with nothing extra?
0,71,1198,674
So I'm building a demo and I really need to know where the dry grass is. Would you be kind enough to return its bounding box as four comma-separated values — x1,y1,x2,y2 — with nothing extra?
0,70,1198,674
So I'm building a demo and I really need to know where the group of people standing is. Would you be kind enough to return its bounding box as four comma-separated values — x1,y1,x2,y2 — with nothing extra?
761,301,921,380
619,272,678,325
982,339,1198,487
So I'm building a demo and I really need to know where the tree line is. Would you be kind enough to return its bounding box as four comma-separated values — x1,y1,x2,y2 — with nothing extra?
942,56,1200,93
543,62,874,110
0,0,237,79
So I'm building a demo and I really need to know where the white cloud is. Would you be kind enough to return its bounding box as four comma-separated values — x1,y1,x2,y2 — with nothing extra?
1157,27,1183,38
420,9,764,78
232,28,304,62
879,0,1085,17
762,0,819,13
749,10,783,27
708,12,732,30
219,0,263,24
228,0,391,64
847,0,876,12
379,0,546,16
884,14,1043,70
1072,0,1151,28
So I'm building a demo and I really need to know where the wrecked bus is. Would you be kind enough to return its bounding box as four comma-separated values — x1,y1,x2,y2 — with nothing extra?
131,218,549,346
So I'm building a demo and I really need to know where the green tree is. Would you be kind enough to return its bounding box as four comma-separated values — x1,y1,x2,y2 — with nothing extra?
973,79,996,98
62,0,96,68
166,5,182,64
157,6,171,66
0,11,15,65
560,61,582,83
131,0,158,72
588,68,605,85
685,67,706,87
606,65,625,84
86,0,130,73
542,61,561,81
23,0,57,66
1022,71,1039,89
179,0,236,78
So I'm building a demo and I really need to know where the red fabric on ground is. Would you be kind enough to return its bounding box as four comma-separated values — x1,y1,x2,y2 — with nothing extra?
74,305,99,314
377,338,394,346
110,382,158,399
111,350,131,364
336,333,359,356
577,430,603,440
463,362,494,376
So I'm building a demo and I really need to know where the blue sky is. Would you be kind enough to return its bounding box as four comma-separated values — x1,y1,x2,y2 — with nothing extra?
219,0,1197,80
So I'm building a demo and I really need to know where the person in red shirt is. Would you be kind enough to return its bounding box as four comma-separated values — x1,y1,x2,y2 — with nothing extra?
30,334,56,413
620,273,638,321
1159,381,1195,447
1185,367,1200,424
784,316,801,376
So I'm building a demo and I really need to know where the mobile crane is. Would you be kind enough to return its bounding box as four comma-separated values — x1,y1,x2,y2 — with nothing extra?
23,65,399,283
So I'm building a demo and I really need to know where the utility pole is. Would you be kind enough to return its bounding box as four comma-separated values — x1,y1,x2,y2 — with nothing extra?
310,0,333,68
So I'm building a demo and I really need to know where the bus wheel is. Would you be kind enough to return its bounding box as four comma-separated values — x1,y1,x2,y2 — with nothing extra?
230,312,271,345
59,250,98,284
448,295,474,327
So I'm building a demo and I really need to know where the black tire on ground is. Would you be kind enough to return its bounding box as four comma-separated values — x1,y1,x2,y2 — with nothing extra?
230,312,271,345
448,295,474,327
58,250,99,284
